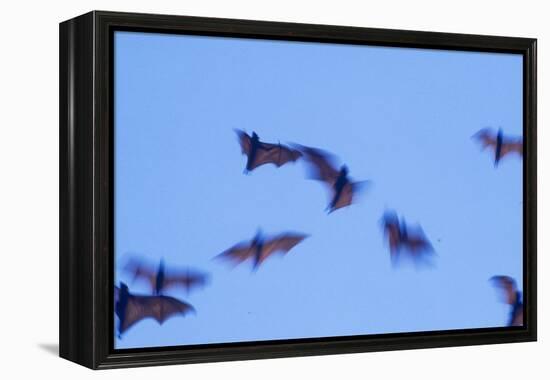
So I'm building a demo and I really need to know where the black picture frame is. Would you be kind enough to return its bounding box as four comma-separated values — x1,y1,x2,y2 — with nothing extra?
59,10,537,369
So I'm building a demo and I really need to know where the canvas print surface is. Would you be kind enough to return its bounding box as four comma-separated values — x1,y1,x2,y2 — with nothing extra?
113,31,523,350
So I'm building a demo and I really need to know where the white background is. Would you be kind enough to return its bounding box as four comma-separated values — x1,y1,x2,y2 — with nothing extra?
0,0,546,378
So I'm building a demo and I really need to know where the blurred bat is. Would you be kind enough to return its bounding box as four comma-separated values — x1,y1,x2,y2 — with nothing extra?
235,130,302,173
381,210,434,266
115,282,195,337
294,144,370,213
124,258,209,295
473,128,523,166
216,230,308,269
491,275,524,326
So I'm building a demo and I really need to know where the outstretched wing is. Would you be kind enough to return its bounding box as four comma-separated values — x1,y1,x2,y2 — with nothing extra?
249,142,302,169
295,145,341,185
491,275,519,305
120,294,194,334
123,259,157,292
216,241,256,266
473,128,497,150
404,228,433,254
257,233,308,265
235,130,301,171
163,270,210,293
235,129,252,155
500,138,523,158
329,181,370,213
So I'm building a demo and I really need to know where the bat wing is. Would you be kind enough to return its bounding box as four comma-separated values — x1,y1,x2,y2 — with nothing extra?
295,145,341,185
473,128,497,150
216,242,256,266
119,294,195,334
405,232,433,254
163,270,210,292
247,142,302,170
257,233,308,265
277,144,303,165
329,181,370,213
500,139,523,158
123,259,157,292
491,275,518,305
235,129,252,155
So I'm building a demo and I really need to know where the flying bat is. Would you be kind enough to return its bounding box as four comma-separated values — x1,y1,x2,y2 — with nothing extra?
115,282,195,337
294,144,370,213
124,258,209,295
473,128,523,166
235,130,302,173
491,275,524,327
216,230,308,270
381,210,434,266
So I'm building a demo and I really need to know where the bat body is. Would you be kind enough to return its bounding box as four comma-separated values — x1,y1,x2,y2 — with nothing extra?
115,283,195,337
491,275,524,326
124,258,209,295
235,130,302,173
381,210,402,261
381,210,434,265
295,144,369,213
473,128,523,166
216,230,308,269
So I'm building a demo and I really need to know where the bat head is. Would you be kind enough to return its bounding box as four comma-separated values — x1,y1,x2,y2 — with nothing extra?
119,282,130,294
495,128,504,166
381,210,399,228
339,165,349,176
155,259,166,294
497,128,503,140
158,259,165,273
253,229,264,242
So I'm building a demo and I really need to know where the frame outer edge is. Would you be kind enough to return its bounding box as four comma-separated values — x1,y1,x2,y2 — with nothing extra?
58,10,538,369
59,17,73,363
59,11,97,369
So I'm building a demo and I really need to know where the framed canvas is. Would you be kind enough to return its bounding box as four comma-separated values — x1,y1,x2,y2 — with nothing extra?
59,11,537,369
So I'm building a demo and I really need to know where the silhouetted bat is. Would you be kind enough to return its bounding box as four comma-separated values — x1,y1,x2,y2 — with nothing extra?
235,130,302,173
491,275,524,327
294,144,370,213
216,230,308,269
381,210,434,266
473,128,523,166
124,258,209,295
115,282,195,337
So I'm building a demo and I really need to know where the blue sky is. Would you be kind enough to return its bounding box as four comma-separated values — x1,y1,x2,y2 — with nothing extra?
114,31,523,349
